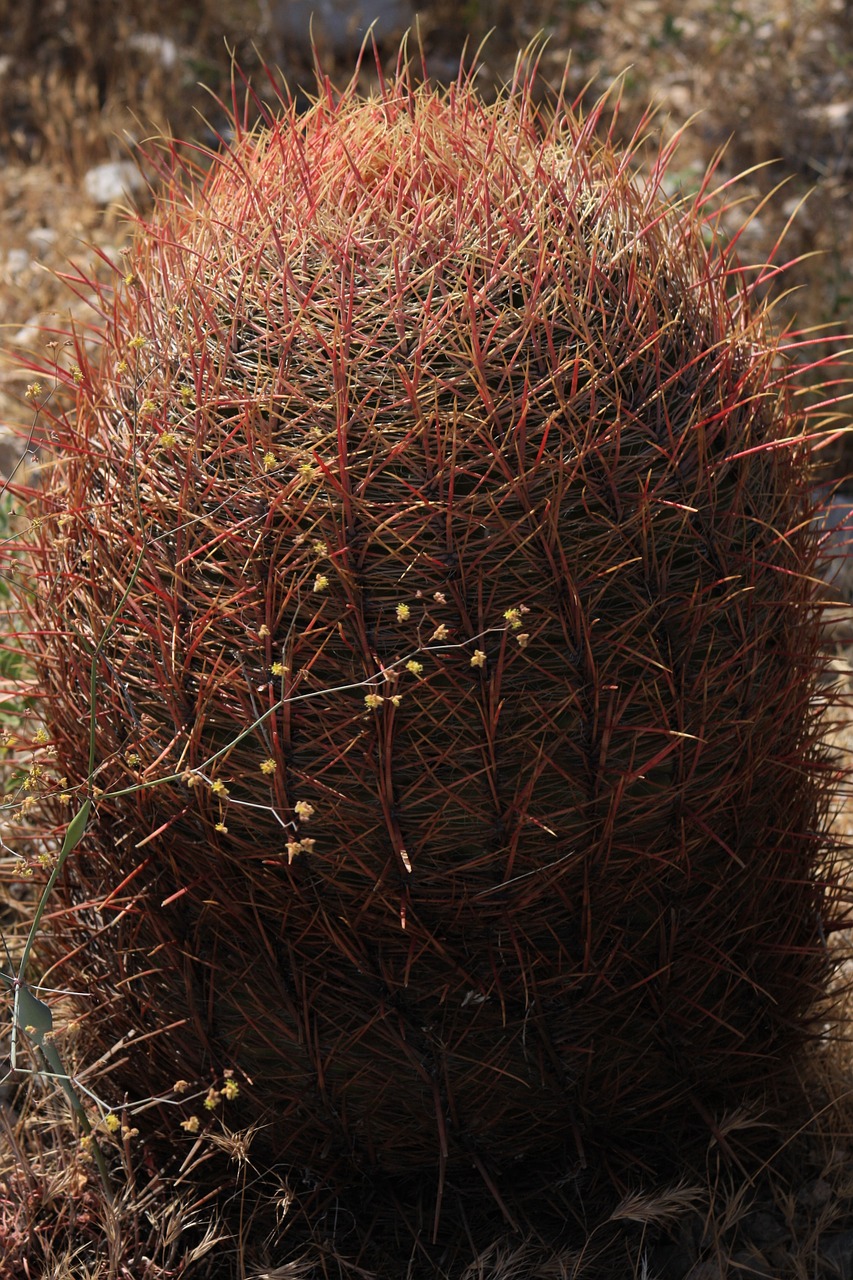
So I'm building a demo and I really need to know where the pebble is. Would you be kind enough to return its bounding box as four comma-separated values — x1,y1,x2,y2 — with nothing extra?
2,248,31,281
26,226,58,255
12,316,44,349
125,33,179,69
83,161,144,206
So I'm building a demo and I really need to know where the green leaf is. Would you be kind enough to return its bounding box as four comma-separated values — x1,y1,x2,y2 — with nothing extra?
62,799,92,857
15,982,53,1038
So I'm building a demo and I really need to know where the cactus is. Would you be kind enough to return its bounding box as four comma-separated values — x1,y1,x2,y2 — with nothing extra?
4,50,847,1260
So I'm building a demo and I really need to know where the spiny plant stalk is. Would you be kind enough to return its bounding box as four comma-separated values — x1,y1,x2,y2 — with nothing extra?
1,41,850,1271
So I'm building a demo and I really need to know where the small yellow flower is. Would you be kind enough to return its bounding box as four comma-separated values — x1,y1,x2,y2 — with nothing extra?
406,661,423,677
294,800,315,823
126,752,141,767
298,462,317,480
24,765,43,790
430,624,449,642
259,758,277,776
203,1088,220,1111
396,603,410,622
72,365,84,385
214,822,228,834
158,432,178,450
124,271,136,286
104,1113,120,1133
33,728,49,745
271,661,286,677
173,1079,190,1094
258,624,270,639
313,574,330,593
128,335,146,350
504,608,522,630
210,780,229,797
365,693,384,710
312,540,326,555
180,1115,200,1133
470,650,487,668
389,695,402,708
221,1079,240,1101
262,451,277,471
179,385,193,403
25,382,42,400
117,360,128,374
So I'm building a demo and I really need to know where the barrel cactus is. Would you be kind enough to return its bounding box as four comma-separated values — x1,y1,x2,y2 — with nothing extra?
6,51,845,1251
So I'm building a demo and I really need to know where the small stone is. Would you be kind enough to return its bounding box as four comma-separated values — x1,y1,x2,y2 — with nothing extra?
805,100,853,130
26,227,58,255
83,162,144,206
125,33,179,69
12,317,43,348
3,249,31,280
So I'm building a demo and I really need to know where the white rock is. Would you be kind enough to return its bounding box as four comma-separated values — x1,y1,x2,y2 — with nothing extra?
12,317,44,348
3,249,31,280
26,226,58,255
83,161,144,206
125,33,179,69
804,100,853,130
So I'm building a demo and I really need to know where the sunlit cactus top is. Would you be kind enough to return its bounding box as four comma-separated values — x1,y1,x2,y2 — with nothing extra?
17,51,841,1193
